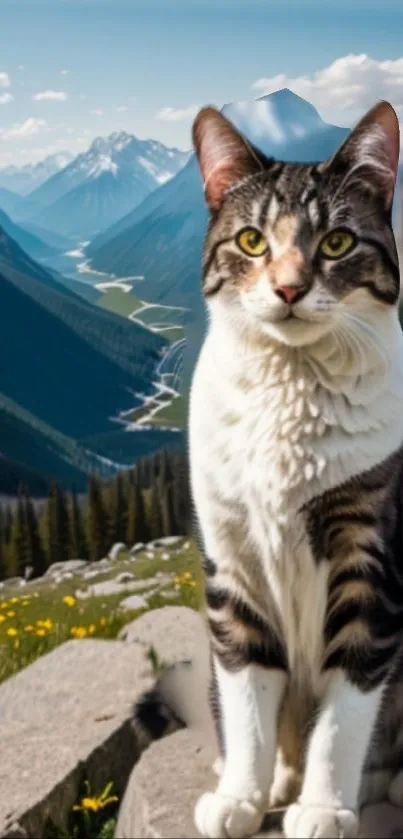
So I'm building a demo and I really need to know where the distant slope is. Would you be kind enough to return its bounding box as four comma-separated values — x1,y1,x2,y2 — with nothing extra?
0,228,166,439
0,152,73,196
20,222,73,251
0,187,26,218
80,427,184,467
0,394,117,495
0,209,57,261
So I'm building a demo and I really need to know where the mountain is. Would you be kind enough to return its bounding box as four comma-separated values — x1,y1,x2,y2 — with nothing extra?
0,152,73,196
0,227,166,444
20,132,190,239
0,187,26,217
87,89,352,308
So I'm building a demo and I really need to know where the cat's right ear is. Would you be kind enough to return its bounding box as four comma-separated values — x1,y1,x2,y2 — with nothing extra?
192,106,263,211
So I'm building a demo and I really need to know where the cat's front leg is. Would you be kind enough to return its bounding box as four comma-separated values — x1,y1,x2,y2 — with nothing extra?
283,672,384,839
195,654,286,839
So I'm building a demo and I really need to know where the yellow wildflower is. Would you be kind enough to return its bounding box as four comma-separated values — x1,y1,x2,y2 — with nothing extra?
183,572,192,580
99,617,107,627
24,625,34,632
0,615,6,624
0,602,8,609
6,627,18,637
36,619,53,630
88,624,96,635
14,639,20,649
6,611,16,618
22,601,29,607
70,626,87,639
63,595,76,607
10,597,19,604
36,629,46,637
72,784,118,813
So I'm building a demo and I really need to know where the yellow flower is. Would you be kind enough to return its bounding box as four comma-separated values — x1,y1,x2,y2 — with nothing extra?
10,597,19,604
99,617,107,627
6,627,18,637
72,785,118,813
22,601,29,607
70,626,87,639
24,625,34,632
88,624,96,635
0,615,6,624
37,619,53,630
6,611,16,618
36,629,46,637
0,602,8,609
14,639,20,649
183,572,192,580
63,595,76,607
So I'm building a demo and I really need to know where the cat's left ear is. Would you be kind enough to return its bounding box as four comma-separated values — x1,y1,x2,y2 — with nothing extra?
325,100,400,211
192,106,264,211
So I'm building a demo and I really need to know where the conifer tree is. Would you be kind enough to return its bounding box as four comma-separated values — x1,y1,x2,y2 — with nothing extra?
161,483,177,537
109,473,127,544
25,495,46,578
70,487,88,559
86,474,110,561
8,491,29,577
149,479,163,540
43,480,71,566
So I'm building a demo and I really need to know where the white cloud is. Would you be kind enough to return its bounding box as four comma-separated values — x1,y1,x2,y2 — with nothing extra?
0,118,47,140
60,69,70,75
32,89,69,102
116,105,129,112
89,109,104,116
0,93,13,105
155,105,200,122
251,54,403,123
0,73,11,89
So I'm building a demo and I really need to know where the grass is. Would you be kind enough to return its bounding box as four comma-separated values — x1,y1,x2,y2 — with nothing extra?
97,288,143,318
0,540,202,685
152,325,184,343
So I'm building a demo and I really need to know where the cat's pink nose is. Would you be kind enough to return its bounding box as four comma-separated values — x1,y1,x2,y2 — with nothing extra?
275,284,306,304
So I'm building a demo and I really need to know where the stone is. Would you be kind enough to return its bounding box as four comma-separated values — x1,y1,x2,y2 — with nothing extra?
118,606,204,663
0,638,154,839
24,566,34,582
146,552,155,559
149,536,183,548
119,594,149,611
115,572,135,584
115,729,403,839
0,577,24,589
130,543,146,555
161,552,170,561
108,542,127,561
45,560,88,577
77,576,168,600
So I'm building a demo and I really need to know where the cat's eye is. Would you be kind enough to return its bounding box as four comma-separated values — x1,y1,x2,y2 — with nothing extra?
318,229,356,260
236,227,268,257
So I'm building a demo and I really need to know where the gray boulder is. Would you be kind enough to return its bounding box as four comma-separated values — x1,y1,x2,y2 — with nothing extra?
45,560,88,577
108,543,127,561
130,543,146,555
118,594,149,611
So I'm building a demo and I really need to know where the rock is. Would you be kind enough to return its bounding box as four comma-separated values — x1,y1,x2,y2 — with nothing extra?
78,576,167,600
108,543,127,561
118,606,203,663
0,638,154,839
0,577,24,589
146,552,155,560
119,595,149,611
161,590,178,600
130,543,146,555
45,560,88,577
116,572,135,584
161,552,170,561
24,566,34,582
115,729,403,839
149,536,184,548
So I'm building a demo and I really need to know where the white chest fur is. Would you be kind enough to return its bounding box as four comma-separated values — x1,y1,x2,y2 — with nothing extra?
189,309,403,687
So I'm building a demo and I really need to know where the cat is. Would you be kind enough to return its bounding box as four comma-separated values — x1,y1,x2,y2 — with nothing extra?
134,99,403,839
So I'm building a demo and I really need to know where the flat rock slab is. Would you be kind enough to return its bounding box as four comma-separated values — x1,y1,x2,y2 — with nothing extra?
0,638,153,838
115,728,403,839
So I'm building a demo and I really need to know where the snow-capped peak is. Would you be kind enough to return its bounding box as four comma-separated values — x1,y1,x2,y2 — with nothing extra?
87,154,118,179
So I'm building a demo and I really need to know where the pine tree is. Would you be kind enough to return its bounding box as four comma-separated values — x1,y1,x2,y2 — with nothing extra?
109,473,127,544
149,479,163,540
43,480,71,566
161,483,177,537
126,478,149,545
25,495,46,579
0,507,6,582
86,474,110,562
8,492,29,578
70,488,88,559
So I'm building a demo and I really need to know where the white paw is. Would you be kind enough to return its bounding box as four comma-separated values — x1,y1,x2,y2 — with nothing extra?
194,790,264,838
283,803,358,839
388,769,403,807
269,763,301,807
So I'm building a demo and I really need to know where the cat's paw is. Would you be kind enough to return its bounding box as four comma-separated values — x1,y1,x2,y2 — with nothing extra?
194,790,264,838
269,763,301,807
388,769,403,807
283,804,358,839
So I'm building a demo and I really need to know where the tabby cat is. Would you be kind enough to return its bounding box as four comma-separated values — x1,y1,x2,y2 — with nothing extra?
135,100,403,839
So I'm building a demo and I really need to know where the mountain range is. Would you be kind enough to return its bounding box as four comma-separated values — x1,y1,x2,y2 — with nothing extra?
10,132,190,240
0,152,73,196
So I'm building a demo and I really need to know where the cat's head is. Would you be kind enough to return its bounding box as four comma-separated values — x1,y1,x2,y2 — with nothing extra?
193,100,400,348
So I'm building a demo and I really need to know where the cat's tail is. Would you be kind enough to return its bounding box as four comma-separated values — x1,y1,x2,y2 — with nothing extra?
131,641,218,759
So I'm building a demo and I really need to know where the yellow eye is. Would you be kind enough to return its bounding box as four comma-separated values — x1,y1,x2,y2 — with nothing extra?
236,227,268,257
318,229,356,260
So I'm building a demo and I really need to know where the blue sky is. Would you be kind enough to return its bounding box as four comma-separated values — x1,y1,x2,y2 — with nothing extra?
0,0,403,165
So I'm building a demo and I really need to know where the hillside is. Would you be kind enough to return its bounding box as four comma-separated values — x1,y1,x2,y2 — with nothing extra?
0,228,166,440
0,152,73,196
0,208,57,262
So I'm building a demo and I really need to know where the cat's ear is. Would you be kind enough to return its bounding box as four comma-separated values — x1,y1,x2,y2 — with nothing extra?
325,100,400,211
192,106,263,211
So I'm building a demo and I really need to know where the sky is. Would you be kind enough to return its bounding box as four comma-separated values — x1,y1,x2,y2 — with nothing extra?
0,0,403,166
